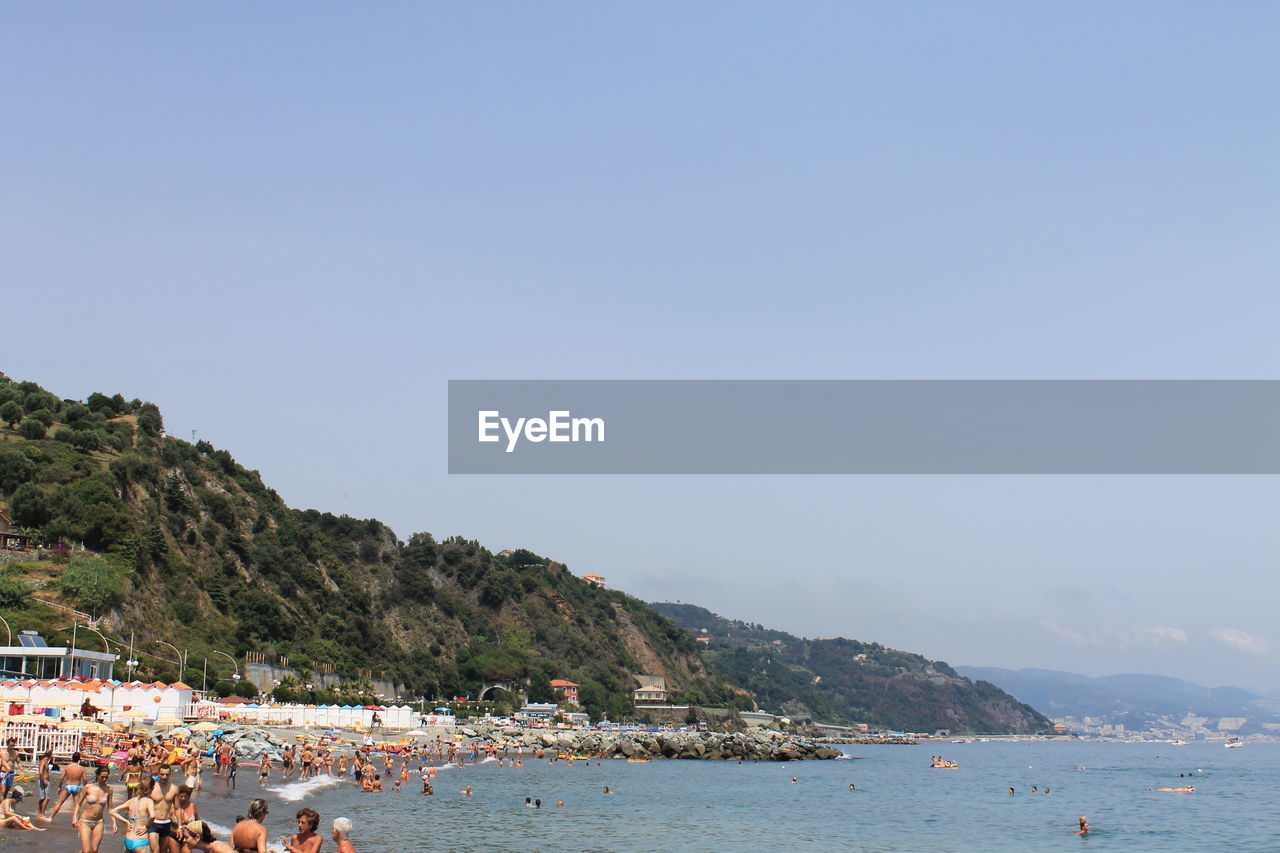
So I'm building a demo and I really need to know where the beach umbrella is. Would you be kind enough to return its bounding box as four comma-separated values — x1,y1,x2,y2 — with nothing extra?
190,722,218,732
169,727,192,738
119,709,150,718
153,718,183,727
435,707,451,712
58,719,111,732
406,729,428,737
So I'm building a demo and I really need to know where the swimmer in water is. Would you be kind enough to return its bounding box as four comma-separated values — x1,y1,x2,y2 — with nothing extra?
1158,786,1195,793
460,786,472,796
556,801,564,808
848,784,856,792
1076,817,1090,836
602,787,613,794
791,778,798,784
1008,787,1015,796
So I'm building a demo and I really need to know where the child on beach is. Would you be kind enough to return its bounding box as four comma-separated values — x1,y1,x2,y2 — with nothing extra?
0,788,46,831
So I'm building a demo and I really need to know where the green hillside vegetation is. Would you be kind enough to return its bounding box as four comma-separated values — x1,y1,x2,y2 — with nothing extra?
0,377,726,719
651,603,1053,734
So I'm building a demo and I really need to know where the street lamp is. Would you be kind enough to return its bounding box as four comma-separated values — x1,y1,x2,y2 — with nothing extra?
211,650,239,682
0,615,10,647
152,639,185,675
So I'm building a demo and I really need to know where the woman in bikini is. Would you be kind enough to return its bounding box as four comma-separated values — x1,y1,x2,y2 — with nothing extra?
230,798,269,853
72,766,116,853
109,775,155,852
172,785,198,846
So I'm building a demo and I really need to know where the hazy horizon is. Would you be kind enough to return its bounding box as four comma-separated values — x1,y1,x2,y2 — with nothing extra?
5,4,1278,693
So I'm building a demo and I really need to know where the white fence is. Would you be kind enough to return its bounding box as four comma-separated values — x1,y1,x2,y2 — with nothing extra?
0,724,82,758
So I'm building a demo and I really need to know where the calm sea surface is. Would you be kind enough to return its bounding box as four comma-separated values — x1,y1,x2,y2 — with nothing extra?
196,741,1280,852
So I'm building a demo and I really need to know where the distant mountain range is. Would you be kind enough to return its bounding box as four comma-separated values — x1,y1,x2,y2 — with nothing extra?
957,666,1280,732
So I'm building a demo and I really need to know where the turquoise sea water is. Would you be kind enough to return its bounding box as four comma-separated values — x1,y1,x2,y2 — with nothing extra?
194,741,1277,852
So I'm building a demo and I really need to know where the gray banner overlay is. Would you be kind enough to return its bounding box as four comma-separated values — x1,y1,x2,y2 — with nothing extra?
448,380,1280,474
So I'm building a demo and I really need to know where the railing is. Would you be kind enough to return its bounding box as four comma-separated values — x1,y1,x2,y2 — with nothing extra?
0,724,82,758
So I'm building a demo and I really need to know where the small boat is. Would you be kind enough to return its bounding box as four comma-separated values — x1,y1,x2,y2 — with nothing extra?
626,758,651,763
1225,738,1244,749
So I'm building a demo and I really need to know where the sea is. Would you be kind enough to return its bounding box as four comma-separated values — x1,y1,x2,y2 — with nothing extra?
21,740,1280,852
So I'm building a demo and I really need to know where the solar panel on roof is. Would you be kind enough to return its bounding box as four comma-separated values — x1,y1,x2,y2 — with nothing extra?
18,632,48,648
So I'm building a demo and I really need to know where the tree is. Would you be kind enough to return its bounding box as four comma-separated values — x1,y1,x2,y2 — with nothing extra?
9,483,49,527
136,403,163,438
16,419,46,440
0,451,35,493
58,556,124,619
28,409,55,428
0,401,24,429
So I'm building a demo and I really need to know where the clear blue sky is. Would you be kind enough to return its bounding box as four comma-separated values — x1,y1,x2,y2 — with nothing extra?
4,3,1279,691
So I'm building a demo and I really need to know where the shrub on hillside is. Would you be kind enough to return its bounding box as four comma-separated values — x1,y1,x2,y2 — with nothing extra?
17,419,46,440
0,578,31,609
0,401,22,429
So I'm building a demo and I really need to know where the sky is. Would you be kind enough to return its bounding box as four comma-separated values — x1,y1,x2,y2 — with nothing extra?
3,3,1279,692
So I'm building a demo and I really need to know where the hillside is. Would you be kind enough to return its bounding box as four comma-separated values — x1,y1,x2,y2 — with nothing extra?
0,377,726,719
653,603,1053,734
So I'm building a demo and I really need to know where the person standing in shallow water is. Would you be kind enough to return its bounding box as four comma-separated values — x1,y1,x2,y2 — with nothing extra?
332,817,356,853
231,798,270,853
281,806,322,853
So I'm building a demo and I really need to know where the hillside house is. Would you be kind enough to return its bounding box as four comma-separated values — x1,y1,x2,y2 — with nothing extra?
550,679,579,705
582,574,606,588
0,510,33,552
633,674,669,706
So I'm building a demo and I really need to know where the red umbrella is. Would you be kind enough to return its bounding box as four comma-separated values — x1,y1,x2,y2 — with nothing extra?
362,705,385,710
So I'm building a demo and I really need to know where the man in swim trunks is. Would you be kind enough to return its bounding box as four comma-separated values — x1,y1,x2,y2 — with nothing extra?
149,765,180,853
183,750,202,792
43,750,87,823
36,748,52,820
300,745,314,780
0,738,19,798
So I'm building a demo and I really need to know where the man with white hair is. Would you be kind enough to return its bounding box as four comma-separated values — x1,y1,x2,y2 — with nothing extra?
331,817,355,852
